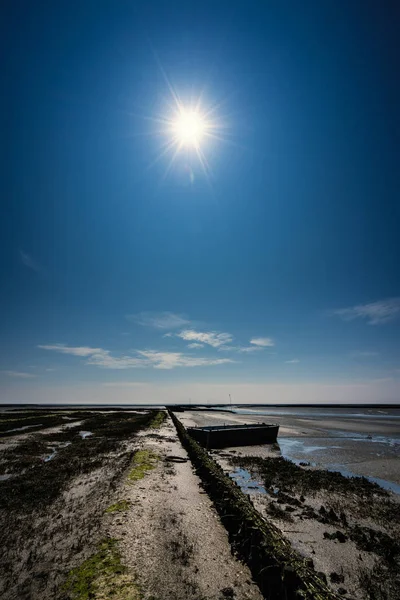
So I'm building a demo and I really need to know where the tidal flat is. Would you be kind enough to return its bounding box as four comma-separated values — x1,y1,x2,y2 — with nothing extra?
180,407,400,600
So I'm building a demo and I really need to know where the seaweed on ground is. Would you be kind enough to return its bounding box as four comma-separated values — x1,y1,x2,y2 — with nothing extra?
230,455,400,527
359,562,400,600
0,410,163,600
0,411,160,513
0,411,98,436
232,455,387,497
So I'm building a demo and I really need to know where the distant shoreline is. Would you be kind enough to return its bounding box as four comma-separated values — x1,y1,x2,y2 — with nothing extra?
1,402,399,409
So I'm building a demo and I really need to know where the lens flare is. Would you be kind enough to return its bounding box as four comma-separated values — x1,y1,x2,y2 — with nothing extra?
131,54,234,183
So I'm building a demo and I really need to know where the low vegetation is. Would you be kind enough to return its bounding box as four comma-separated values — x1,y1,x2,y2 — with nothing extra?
63,538,141,600
128,449,159,482
105,499,131,513
149,410,167,429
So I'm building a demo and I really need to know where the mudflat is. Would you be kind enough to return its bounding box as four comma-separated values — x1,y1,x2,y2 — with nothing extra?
0,408,261,600
181,407,400,486
180,408,400,600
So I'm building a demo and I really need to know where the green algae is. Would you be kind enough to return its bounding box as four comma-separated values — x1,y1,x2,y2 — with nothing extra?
148,410,166,429
105,499,131,513
127,449,159,482
63,538,141,600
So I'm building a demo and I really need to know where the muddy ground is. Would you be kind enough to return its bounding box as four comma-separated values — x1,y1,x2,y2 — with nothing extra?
0,409,157,599
0,409,262,600
179,410,400,600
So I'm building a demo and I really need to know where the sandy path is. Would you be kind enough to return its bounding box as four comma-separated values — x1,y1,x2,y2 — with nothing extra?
107,416,262,600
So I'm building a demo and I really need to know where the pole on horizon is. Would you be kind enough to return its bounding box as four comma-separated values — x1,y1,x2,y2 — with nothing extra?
229,394,232,411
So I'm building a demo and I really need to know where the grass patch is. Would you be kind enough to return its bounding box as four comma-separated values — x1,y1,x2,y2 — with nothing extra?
106,499,131,513
128,449,159,482
148,411,166,429
63,538,141,600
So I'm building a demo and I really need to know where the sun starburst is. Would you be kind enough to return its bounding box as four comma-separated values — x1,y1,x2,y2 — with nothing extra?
128,57,233,183
171,108,207,149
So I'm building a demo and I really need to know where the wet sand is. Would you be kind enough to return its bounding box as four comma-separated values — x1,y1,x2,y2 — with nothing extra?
180,409,400,489
179,409,400,599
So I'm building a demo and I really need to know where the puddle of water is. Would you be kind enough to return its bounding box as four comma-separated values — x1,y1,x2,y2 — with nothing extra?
4,424,43,433
279,438,340,456
79,431,93,439
44,449,57,462
229,467,267,494
43,441,72,462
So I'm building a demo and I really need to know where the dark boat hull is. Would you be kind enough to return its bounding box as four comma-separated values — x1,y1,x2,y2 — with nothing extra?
187,423,279,449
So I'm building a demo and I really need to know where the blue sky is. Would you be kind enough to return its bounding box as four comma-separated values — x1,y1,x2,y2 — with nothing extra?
2,1,399,404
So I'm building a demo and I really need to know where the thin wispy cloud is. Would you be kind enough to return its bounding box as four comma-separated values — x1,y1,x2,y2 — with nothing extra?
332,298,400,325
218,345,260,354
136,350,234,369
285,359,300,364
127,311,190,329
2,370,37,379
177,329,233,348
19,250,44,274
102,382,148,387
38,343,235,370
350,351,379,358
187,343,205,349
39,345,147,369
38,344,103,357
250,337,275,347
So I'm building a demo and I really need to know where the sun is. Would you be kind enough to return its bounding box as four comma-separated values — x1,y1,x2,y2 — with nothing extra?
138,61,232,181
171,109,206,148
